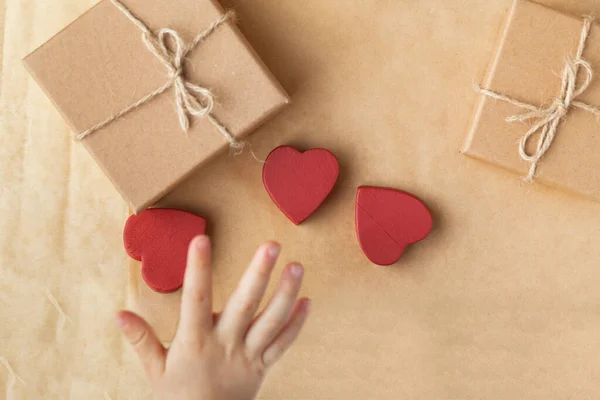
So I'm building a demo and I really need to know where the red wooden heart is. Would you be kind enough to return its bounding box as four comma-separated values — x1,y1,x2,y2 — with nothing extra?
263,146,340,225
355,186,433,266
123,208,207,293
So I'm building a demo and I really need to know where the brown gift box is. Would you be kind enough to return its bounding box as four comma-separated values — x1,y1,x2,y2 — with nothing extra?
23,0,289,213
464,0,600,200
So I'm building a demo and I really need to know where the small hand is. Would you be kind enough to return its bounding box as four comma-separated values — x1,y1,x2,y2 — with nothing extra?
117,236,311,400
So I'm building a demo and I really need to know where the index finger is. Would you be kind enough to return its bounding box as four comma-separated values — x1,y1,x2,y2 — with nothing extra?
176,235,213,343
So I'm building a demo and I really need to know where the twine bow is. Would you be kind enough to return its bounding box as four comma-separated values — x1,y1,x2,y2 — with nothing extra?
476,16,600,181
142,28,216,132
77,0,244,154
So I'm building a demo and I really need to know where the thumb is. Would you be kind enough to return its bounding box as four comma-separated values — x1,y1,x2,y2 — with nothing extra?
117,310,166,380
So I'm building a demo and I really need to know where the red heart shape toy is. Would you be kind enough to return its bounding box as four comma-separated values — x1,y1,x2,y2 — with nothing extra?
355,186,433,266
263,146,340,225
123,208,207,293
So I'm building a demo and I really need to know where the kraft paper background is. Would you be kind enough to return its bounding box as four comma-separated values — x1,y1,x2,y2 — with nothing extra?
2,0,600,399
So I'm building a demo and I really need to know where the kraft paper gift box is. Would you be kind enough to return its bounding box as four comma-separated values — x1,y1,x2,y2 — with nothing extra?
23,0,289,213
464,0,600,200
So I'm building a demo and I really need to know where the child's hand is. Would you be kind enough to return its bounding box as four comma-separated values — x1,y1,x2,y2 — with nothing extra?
117,236,310,400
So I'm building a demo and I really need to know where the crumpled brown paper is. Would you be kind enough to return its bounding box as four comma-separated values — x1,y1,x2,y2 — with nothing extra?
4,0,600,399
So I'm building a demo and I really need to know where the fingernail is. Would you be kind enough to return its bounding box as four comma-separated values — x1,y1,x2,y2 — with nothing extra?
116,314,127,329
290,263,304,279
268,244,280,258
195,235,209,249
304,300,312,314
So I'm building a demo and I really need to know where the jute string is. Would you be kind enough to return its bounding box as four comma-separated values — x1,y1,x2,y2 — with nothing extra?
475,16,600,181
77,0,244,154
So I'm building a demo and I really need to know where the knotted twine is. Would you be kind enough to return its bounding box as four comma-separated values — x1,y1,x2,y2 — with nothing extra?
77,0,245,154
475,16,600,181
